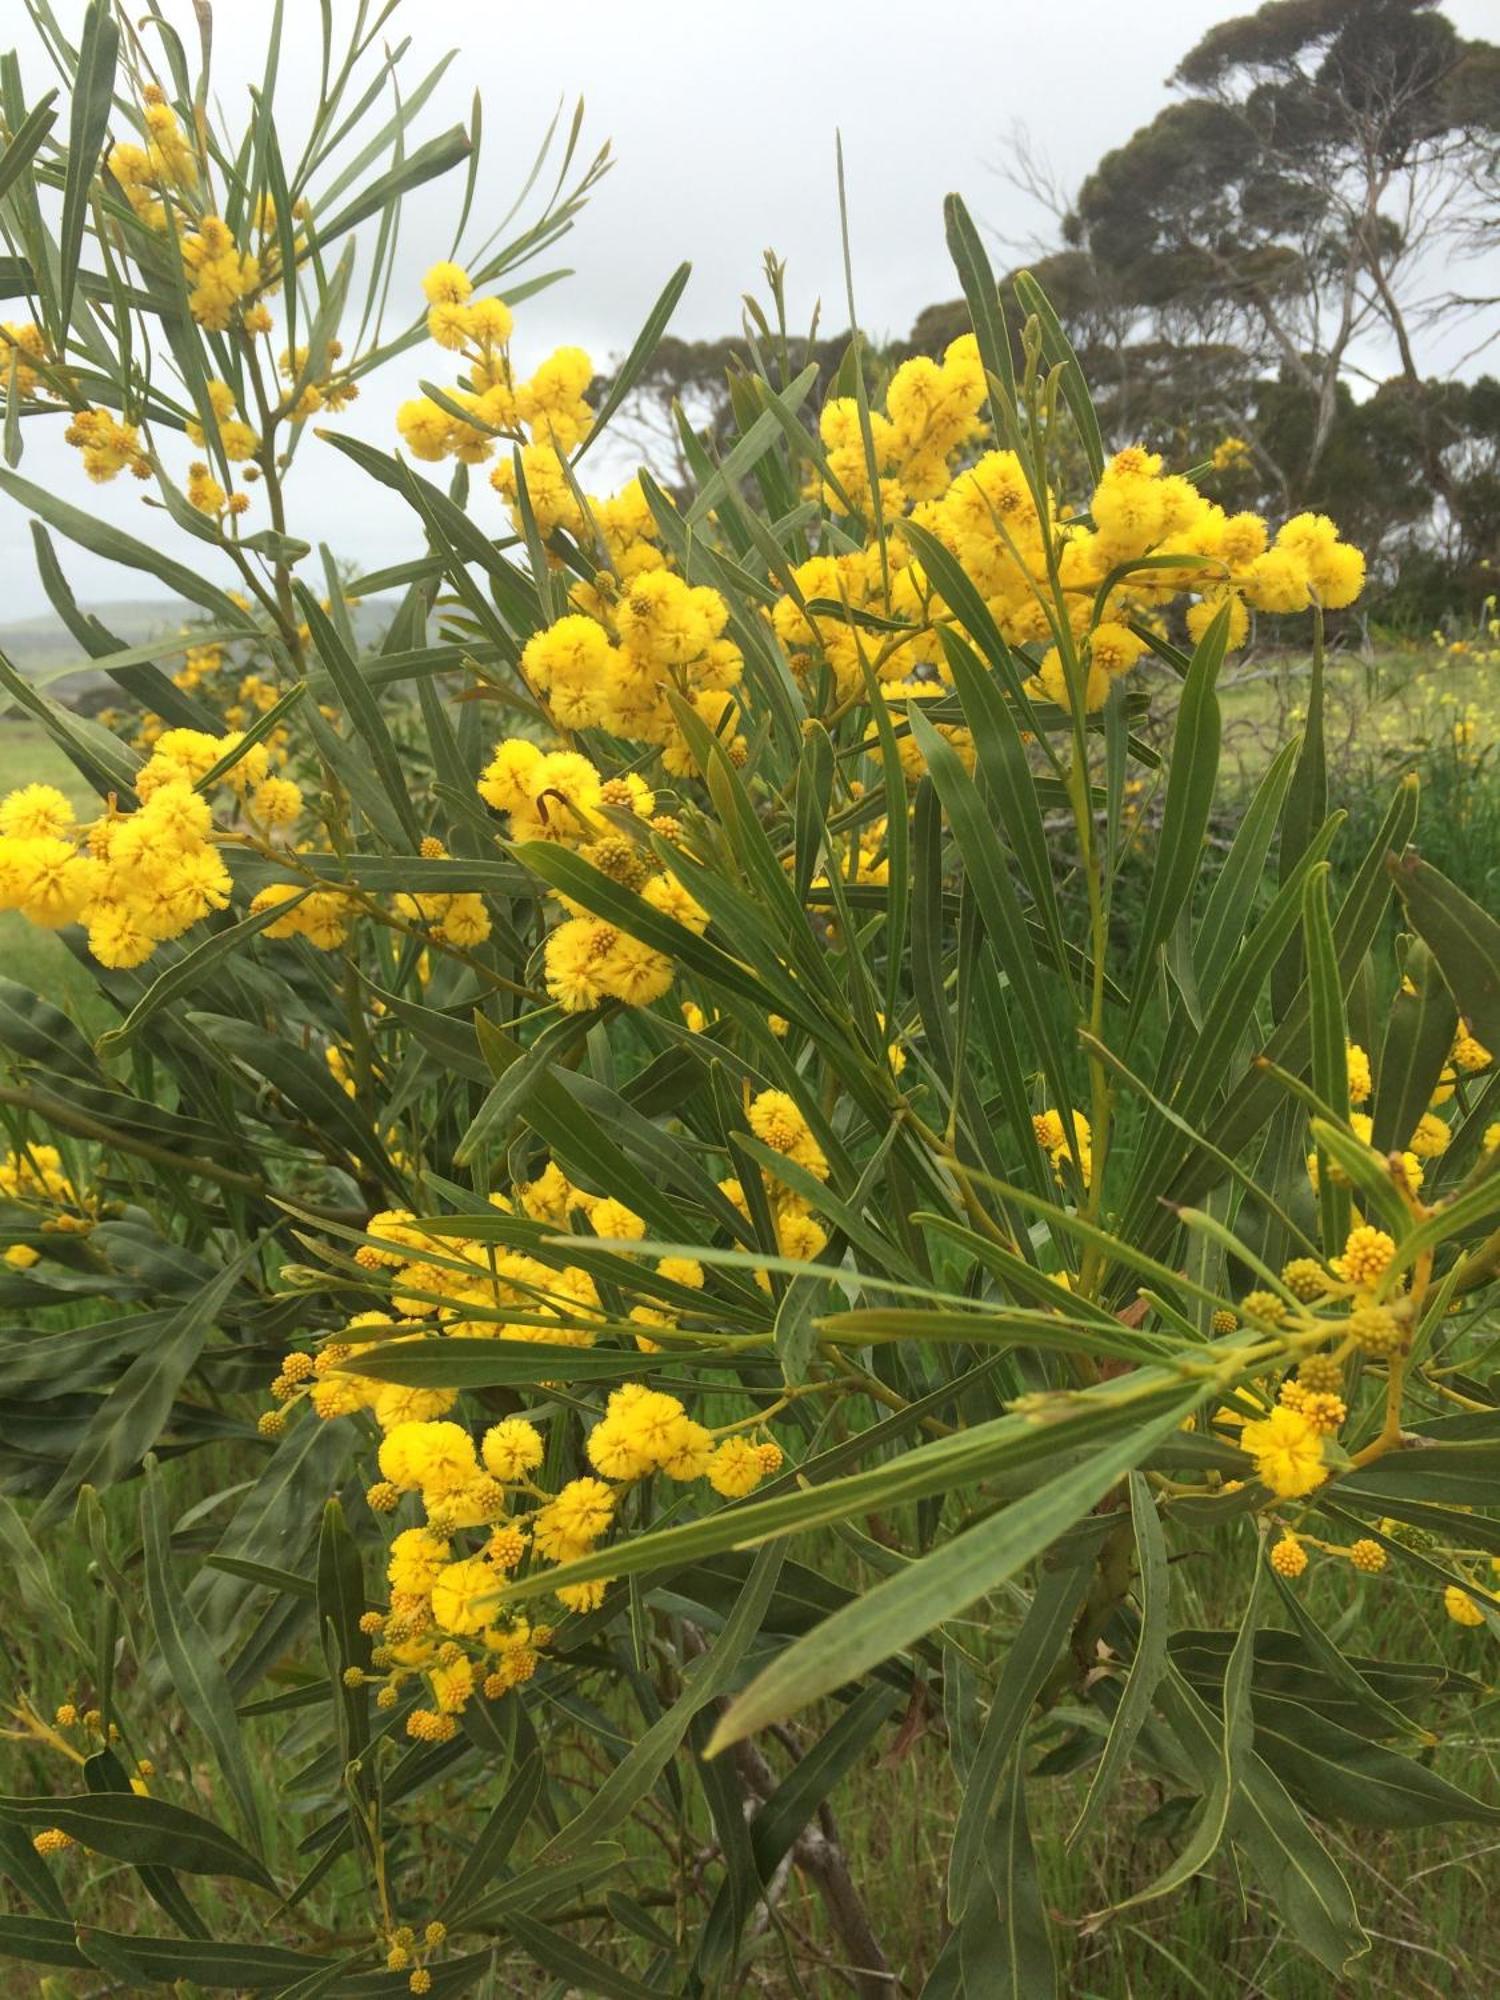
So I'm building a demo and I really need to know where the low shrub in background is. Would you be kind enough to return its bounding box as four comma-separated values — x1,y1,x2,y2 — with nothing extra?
1,4,1499,1993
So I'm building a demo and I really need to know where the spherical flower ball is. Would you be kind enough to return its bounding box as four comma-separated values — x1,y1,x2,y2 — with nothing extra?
1296,1350,1343,1395
657,1255,704,1290
422,260,472,306
1347,1303,1402,1357
252,776,302,827
707,1436,767,1499
532,1477,615,1561
1186,592,1249,650
427,301,472,349
1444,1584,1486,1628
1408,1112,1451,1159
1349,1539,1386,1575
657,1417,714,1482
1242,548,1311,614
430,1654,476,1714
469,297,514,345
1270,1535,1307,1579
1337,1225,1397,1289
374,1382,457,1432
586,1411,654,1482
1088,621,1144,677
1281,1258,1329,1302
1240,1290,1288,1329
1299,1391,1346,1436
387,1527,451,1597
1310,540,1366,610
748,1089,829,1181
1452,1029,1491,1075
1210,1308,1239,1336
556,1577,610,1614
0,784,74,840
408,1420,480,1500
429,1556,499,1637
1239,1405,1327,1498
486,1522,529,1571
481,1417,544,1482
1037,646,1110,714
589,1197,646,1243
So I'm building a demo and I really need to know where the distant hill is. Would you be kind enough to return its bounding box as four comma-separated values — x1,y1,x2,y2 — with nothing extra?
0,596,394,698
0,599,196,676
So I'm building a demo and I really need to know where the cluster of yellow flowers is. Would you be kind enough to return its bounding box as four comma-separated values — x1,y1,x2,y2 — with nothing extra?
265,1088,830,1419
774,431,1364,731
106,89,198,226
1303,1028,1491,1199
359,1381,780,1741
1033,1107,1093,1187
397,260,593,490
179,215,261,332
1210,435,1252,471
254,1084,841,1732
476,740,707,1012
0,1143,94,1271
391,839,493,950
60,87,356,503
62,406,149,483
0,1142,78,1208
402,264,751,773
267,1355,781,1740
107,93,265,331
1268,1515,1498,1631
0,319,54,403
0,731,304,968
1218,1015,1498,1628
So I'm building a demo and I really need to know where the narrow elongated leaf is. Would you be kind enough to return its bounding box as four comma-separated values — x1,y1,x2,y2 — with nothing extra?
74,1930,322,1988
0,1495,89,1656
0,1914,87,1971
0,469,261,633
907,702,1075,1115
536,1543,784,1862
944,191,1017,409
58,3,119,329
1068,1472,1170,1846
297,585,422,846
442,1755,539,1919
507,1917,661,2000
316,1499,372,1764
1373,939,1457,1153
1303,865,1351,1252
96,892,310,1057
0,93,58,206
35,1244,259,1527
949,1554,1092,1918
143,1458,263,1843
957,1755,1056,1999
1126,605,1226,1035
708,1393,1198,1751
1389,853,1500,1057
0,1793,275,1890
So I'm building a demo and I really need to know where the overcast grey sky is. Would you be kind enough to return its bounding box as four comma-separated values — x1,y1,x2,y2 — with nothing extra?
4,0,1497,620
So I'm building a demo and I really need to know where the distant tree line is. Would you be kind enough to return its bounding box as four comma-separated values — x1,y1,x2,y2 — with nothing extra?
604,0,1500,630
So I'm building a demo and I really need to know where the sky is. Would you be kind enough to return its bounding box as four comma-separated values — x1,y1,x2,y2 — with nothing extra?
4,0,1498,620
